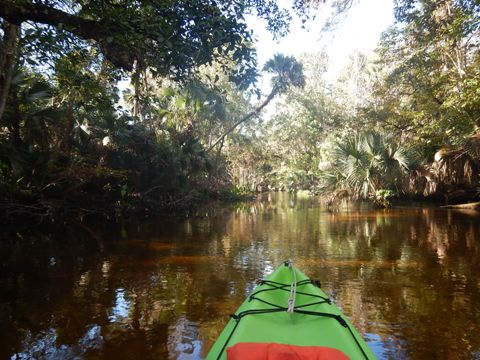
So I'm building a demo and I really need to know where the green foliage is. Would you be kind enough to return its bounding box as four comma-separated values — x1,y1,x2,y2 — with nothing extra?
264,53,306,94
244,1,480,204
374,189,395,208
249,52,341,192
230,184,252,199
319,131,418,199
3,0,317,88
1,0,479,219
2,1,315,217
0,63,223,216
369,0,480,147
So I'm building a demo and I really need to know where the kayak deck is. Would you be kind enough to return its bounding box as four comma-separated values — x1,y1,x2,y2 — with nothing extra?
206,262,376,359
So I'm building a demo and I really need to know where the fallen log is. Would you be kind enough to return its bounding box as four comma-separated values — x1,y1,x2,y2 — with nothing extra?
441,201,480,210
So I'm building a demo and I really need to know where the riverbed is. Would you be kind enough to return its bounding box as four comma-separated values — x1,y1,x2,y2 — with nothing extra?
1,193,479,359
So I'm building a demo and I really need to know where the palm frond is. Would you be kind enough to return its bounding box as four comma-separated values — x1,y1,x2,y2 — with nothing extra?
320,130,420,199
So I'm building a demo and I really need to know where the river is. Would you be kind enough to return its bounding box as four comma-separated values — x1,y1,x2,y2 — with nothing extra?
1,193,480,359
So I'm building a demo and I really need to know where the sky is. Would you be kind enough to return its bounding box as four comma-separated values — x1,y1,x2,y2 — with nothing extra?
247,0,395,87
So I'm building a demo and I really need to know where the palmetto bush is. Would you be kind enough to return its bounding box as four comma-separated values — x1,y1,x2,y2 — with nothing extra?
320,131,419,203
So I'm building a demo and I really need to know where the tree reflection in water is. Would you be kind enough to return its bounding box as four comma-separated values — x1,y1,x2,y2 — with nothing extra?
1,193,479,359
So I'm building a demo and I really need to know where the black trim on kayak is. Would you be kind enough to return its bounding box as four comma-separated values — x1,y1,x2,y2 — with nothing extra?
249,279,330,304
255,279,308,286
215,279,370,360
233,308,348,326
292,299,332,309
250,295,331,310
256,278,321,288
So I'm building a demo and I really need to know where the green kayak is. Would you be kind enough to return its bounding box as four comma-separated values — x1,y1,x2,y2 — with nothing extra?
206,261,376,359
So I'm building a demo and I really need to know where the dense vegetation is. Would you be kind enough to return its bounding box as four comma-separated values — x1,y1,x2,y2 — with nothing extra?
242,0,480,206
0,0,479,223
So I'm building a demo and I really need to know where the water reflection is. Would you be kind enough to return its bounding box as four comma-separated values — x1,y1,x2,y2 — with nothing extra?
11,325,103,360
168,318,202,359
1,193,480,359
109,288,131,324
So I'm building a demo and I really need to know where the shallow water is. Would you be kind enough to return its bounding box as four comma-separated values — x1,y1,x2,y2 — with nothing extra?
1,193,480,359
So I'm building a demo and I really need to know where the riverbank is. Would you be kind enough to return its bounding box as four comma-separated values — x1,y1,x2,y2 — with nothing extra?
3,181,479,227
0,180,260,225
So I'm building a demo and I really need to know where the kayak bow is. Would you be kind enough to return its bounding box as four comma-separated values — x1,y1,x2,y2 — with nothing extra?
207,261,376,359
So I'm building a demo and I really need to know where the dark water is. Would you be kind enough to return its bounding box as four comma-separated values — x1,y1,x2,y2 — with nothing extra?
1,193,480,359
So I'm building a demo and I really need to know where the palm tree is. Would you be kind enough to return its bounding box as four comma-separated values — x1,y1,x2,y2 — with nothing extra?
264,53,306,94
208,54,305,152
320,131,418,204
1,70,57,149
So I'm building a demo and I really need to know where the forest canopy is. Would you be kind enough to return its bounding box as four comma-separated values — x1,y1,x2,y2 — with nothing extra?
0,0,479,222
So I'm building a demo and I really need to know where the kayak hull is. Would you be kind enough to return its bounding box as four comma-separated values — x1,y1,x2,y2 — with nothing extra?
206,262,375,359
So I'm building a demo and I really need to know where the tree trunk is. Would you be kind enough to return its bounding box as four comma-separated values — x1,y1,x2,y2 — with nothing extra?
216,137,225,157
133,78,142,121
0,21,20,123
207,88,277,153
11,86,21,146
131,61,145,122
61,102,74,153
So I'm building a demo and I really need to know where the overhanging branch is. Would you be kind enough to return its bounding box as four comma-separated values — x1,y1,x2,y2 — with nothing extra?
0,0,135,70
